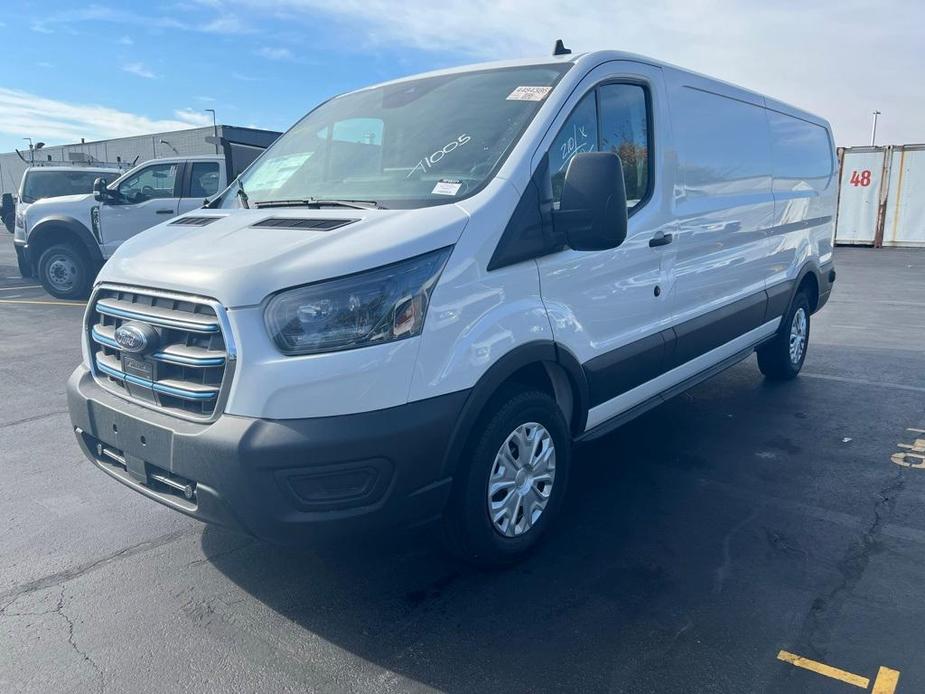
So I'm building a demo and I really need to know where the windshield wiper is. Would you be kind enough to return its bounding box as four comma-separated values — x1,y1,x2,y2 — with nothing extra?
253,198,381,210
236,179,250,209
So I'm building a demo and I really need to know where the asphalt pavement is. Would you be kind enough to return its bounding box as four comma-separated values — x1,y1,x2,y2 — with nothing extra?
1,239,924,693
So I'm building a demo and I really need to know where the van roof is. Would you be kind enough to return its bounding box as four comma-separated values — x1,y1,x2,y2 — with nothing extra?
362,49,828,128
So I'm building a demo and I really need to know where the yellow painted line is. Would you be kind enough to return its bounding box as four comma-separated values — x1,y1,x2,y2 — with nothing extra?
776,650,869,688
0,284,41,291
872,666,901,694
0,298,85,307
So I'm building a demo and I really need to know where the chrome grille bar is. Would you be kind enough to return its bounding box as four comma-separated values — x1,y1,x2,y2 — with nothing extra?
95,298,221,333
87,284,234,420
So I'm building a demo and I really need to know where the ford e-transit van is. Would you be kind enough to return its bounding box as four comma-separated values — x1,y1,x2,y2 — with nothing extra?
67,49,836,565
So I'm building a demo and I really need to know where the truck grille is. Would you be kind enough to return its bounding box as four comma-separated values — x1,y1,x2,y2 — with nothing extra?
87,285,235,420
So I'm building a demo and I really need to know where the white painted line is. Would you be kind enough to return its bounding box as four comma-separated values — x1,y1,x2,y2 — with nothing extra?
801,372,925,394
0,285,41,292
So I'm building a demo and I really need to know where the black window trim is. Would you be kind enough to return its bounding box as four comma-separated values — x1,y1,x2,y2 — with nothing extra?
547,77,656,221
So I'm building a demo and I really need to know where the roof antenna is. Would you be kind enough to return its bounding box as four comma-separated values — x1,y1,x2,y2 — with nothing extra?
553,39,571,56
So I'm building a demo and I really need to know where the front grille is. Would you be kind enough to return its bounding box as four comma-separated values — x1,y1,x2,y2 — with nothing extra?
87,285,234,420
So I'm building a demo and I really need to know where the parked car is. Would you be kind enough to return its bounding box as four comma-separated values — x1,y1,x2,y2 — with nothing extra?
17,147,266,299
7,166,121,271
67,48,837,565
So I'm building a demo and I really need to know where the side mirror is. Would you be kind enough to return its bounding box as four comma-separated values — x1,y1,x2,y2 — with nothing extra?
552,152,628,251
93,177,111,202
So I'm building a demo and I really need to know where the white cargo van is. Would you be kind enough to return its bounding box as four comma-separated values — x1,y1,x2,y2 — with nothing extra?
68,49,837,565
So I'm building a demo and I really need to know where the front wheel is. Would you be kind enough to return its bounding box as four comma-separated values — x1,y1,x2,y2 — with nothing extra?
443,388,571,567
757,291,811,380
38,243,93,300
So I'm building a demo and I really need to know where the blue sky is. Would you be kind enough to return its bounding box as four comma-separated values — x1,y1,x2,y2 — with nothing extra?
0,1,922,151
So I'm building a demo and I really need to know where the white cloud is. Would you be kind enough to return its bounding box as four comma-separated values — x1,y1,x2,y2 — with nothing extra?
118,35,134,45
218,0,925,146
203,15,254,34
37,62,55,69
173,108,214,126
122,62,158,79
0,87,211,145
196,96,217,102
254,46,294,61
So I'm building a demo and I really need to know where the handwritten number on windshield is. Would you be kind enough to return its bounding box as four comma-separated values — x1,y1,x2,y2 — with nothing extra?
408,134,471,178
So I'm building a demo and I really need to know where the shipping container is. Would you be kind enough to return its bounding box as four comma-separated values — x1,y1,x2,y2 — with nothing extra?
835,144,925,248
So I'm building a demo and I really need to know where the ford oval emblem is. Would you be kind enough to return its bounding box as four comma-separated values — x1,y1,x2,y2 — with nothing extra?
114,322,157,354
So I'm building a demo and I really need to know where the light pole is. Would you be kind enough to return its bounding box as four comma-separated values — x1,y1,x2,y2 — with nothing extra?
205,109,218,154
870,110,881,146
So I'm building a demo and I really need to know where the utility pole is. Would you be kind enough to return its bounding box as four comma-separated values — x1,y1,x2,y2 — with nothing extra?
870,110,881,146
205,109,219,154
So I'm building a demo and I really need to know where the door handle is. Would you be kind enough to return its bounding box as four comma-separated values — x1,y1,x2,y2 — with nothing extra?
155,209,174,215
649,232,673,248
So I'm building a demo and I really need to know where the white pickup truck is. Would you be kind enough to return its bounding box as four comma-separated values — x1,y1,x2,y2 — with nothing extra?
19,154,248,298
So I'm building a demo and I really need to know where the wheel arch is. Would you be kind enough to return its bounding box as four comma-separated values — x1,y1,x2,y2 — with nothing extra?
28,216,103,269
438,341,588,479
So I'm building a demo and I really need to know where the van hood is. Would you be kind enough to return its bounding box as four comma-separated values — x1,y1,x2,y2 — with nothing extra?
98,206,470,307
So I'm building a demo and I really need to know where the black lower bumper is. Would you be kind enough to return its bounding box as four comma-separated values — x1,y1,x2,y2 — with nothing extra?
67,366,469,544
14,242,32,278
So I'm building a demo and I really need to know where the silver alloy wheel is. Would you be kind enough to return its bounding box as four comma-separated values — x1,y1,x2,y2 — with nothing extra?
488,422,556,538
789,307,807,364
46,252,78,292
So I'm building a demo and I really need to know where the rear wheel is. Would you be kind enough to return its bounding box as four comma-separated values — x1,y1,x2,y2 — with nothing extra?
443,388,571,567
37,242,93,300
757,291,811,380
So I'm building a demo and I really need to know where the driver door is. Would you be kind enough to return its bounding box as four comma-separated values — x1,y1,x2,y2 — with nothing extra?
98,162,181,257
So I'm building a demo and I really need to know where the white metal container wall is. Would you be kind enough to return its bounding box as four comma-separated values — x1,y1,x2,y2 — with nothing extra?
882,146,925,247
834,147,887,245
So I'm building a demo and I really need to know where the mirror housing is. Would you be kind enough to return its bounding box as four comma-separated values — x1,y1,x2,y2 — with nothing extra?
93,177,112,202
552,152,628,251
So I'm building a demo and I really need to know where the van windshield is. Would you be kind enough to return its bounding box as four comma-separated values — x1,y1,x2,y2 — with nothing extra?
21,170,112,203
230,64,570,209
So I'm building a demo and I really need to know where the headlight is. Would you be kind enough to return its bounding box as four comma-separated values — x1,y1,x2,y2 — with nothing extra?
265,247,452,355
15,211,24,229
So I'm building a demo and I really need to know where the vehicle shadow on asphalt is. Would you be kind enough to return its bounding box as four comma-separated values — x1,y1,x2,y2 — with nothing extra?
200,368,811,692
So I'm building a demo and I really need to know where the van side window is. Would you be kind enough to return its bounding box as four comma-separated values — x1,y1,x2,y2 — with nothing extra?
599,84,649,207
549,92,598,204
548,84,651,209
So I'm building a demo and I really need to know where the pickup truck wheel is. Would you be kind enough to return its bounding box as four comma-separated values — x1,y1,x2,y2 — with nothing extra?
443,388,571,567
38,243,92,300
757,291,811,380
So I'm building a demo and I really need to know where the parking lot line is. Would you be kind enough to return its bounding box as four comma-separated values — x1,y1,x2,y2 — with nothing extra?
0,285,41,291
776,650,869,688
873,667,902,694
0,298,86,307
801,372,925,394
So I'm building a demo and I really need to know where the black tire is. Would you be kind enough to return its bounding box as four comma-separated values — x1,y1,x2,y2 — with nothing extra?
443,388,571,567
37,243,93,300
757,290,811,380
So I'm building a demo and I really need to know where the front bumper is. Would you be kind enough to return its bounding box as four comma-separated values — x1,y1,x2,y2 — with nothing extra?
67,365,468,543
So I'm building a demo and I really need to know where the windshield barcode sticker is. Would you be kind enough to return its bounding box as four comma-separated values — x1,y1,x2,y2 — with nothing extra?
506,86,552,102
432,179,462,196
